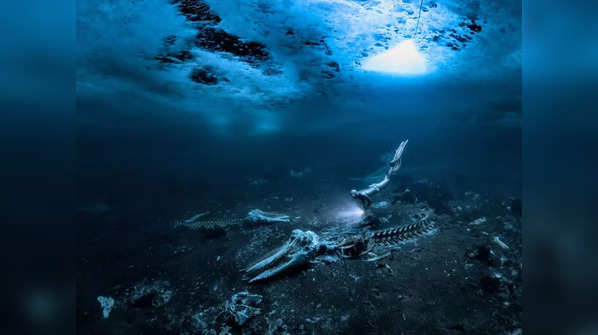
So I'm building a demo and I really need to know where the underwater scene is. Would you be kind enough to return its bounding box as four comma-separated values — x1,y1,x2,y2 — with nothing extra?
77,0,521,333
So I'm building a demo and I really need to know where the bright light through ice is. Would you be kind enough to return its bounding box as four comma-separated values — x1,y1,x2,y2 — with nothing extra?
361,39,428,75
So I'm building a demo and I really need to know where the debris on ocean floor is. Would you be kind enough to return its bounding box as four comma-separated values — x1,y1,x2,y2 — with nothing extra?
79,177,521,334
183,211,210,224
494,235,510,249
127,280,173,308
246,209,290,224
97,296,114,318
469,217,487,225
266,317,289,335
372,201,390,209
225,291,263,325
174,209,290,231
173,211,213,228
187,291,263,333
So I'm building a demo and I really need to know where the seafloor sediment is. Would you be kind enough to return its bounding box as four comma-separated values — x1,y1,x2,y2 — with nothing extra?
77,175,521,334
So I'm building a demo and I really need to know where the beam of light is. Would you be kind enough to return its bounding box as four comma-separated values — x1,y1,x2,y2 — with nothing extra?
344,208,364,217
361,39,428,76
337,204,364,218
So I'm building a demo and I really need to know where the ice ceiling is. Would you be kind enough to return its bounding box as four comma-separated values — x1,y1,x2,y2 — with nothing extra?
77,0,521,134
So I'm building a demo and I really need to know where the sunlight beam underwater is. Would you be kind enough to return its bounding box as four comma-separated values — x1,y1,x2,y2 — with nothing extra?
361,39,429,76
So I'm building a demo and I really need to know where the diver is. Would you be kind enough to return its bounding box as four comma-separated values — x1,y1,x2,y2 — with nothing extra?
351,140,408,210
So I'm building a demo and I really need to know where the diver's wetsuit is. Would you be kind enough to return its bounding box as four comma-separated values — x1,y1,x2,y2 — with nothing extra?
351,191,372,210
350,140,408,211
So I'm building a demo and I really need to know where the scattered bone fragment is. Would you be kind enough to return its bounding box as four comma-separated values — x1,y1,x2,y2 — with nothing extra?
365,251,391,262
184,211,210,223
494,236,510,249
245,209,290,224
97,296,114,318
174,209,289,230
174,211,209,228
470,217,487,225
372,201,390,209
224,291,263,326
128,280,173,308
244,229,336,283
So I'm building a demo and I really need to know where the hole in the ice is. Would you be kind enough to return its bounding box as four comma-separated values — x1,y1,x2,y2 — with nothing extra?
361,39,429,76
